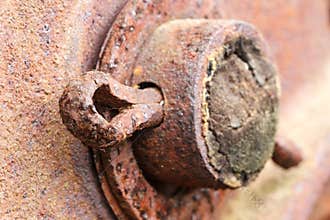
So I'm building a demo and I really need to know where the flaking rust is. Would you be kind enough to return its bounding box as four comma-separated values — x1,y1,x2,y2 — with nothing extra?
203,37,279,187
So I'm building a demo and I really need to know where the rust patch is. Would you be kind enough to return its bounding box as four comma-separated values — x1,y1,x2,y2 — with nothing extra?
205,37,278,187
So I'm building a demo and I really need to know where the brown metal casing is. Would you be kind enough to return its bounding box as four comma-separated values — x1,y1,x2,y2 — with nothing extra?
131,19,279,189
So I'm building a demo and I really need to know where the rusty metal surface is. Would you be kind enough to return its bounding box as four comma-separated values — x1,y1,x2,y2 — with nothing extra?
98,0,330,105
59,20,288,219
1,0,330,219
96,0,330,219
0,0,128,218
131,19,279,189
78,17,279,219
98,140,226,220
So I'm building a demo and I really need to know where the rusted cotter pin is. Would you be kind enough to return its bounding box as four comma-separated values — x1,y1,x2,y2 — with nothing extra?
59,71,163,149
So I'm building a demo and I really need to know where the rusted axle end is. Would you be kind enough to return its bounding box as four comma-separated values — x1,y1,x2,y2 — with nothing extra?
131,20,280,189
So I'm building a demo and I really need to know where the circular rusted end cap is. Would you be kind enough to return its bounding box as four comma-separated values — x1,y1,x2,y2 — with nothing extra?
204,36,279,188
131,19,279,188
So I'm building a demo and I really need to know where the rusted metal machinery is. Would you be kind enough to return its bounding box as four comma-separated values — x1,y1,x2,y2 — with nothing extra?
1,0,329,219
